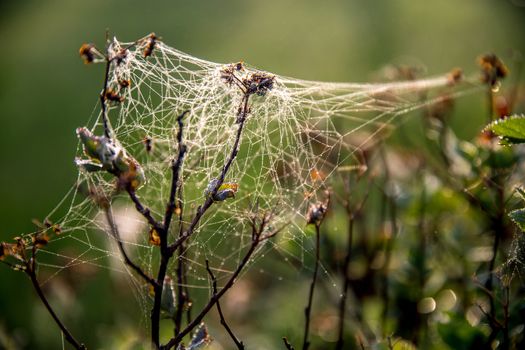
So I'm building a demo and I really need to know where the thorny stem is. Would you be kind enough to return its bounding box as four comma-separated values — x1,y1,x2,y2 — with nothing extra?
163,219,268,350
104,207,157,287
302,224,321,350
26,253,85,349
206,260,245,349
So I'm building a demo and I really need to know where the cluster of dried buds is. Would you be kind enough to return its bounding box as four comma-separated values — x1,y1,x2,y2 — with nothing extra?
0,232,50,271
220,62,275,97
75,127,145,191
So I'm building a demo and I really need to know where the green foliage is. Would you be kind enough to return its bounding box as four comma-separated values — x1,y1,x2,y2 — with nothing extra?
485,114,525,145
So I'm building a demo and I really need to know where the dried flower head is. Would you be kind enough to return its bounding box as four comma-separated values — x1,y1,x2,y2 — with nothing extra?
105,89,124,103
244,72,275,96
143,33,159,58
478,53,508,87
447,68,463,85
220,62,245,86
79,43,99,64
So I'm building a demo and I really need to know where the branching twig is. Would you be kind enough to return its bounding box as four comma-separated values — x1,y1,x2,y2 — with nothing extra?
168,95,250,255
163,110,189,233
151,110,189,347
206,260,245,349
104,207,157,287
127,189,164,234
163,214,273,349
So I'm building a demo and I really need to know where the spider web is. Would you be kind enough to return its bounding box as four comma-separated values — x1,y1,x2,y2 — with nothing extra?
23,36,482,325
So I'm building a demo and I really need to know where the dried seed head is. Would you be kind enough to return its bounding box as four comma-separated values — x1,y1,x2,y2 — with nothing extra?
143,33,158,58
447,68,463,85
105,89,124,103
478,53,508,87
79,43,97,64
32,233,50,248
306,202,328,225
244,72,275,96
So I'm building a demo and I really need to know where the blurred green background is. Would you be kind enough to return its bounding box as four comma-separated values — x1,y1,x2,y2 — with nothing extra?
1,0,524,349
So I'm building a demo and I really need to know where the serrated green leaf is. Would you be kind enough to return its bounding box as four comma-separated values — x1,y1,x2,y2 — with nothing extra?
509,208,525,232
485,114,525,144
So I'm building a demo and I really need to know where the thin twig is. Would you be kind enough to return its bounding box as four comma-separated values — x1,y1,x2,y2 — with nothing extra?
100,54,112,139
163,216,274,349
206,260,245,349
26,252,85,349
103,207,157,287
168,96,250,255
151,110,188,347
283,337,295,350
335,215,353,350
302,224,321,350
163,110,189,233
127,189,163,233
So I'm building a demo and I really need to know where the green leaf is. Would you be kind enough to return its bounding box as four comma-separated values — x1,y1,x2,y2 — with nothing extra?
485,114,525,144
509,208,525,232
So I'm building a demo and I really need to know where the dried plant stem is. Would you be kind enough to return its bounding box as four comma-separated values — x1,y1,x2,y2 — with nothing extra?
163,219,268,350
168,95,250,255
127,190,164,233
100,55,112,139
302,224,321,350
174,145,189,336
173,243,187,336
151,111,188,348
26,259,85,349
206,260,245,349
283,337,295,350
335,217,354,350
104,207,157,287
